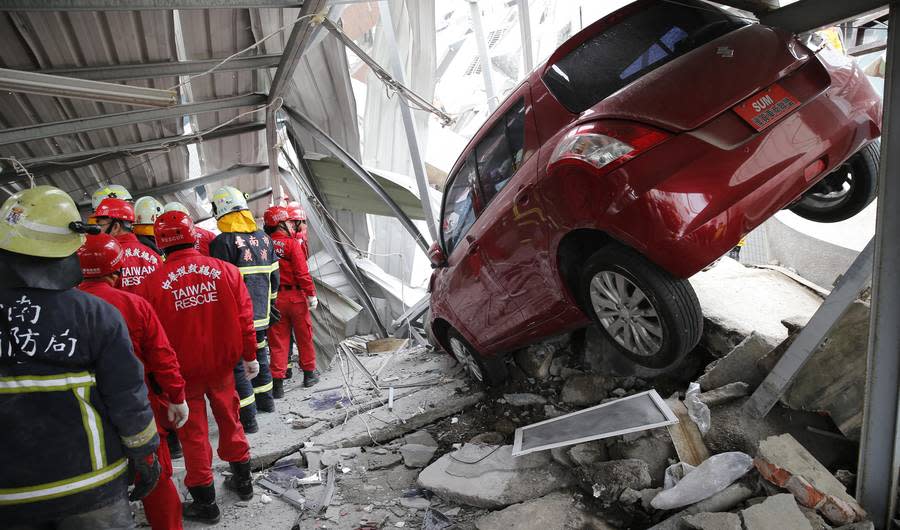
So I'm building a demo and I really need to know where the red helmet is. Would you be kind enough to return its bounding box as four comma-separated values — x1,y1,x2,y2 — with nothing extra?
285,202,307,221
263,205,290,228
77,233,125,278
154,211,195,249
91,198,135,222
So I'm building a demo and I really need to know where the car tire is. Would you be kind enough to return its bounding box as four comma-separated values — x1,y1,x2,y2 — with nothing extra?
579,244,702,369
790,140,880,223
446,330,507,387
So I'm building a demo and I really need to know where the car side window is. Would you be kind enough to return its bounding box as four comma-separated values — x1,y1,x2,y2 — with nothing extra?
441,154,479,255
475,98,526,205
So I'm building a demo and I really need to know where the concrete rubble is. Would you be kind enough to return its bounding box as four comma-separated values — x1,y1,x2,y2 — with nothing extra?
164,261,878,529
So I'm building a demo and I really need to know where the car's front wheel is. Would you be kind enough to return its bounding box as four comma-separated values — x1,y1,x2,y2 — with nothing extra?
447,330,508,387
790,140,880,223
579,244,702,369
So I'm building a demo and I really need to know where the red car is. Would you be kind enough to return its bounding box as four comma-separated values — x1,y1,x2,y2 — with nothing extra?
428,0,882,385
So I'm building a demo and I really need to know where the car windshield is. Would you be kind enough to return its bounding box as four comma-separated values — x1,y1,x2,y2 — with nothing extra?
543,0,746,114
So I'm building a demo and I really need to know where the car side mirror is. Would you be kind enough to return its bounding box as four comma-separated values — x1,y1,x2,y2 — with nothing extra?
428,241,448,268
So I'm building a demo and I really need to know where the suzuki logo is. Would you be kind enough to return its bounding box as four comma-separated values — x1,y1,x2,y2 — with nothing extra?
716,46,734,58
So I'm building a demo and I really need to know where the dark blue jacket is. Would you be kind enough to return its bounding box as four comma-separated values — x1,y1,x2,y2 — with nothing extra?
210,230,279,330
0,287,159,524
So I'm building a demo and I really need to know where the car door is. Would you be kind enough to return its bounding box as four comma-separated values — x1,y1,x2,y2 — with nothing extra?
435,154,523,350
472,87,569,339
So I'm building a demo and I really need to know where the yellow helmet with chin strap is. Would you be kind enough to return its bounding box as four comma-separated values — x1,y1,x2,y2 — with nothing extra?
0,186,87,258
134,196,164,225
91,184,132,210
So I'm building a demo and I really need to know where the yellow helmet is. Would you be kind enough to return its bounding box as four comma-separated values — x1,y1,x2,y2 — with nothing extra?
211,186,249,220
134,196,164,225
0,186,85,258
91,184,132,210
163,201,191,215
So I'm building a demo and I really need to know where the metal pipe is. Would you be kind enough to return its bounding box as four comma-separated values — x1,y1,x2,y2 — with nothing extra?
266,107,282,203
31,54,281,82
0,0,302,9
468,0,497,111
378,2,439,242
517,0,534,73
283,105,430,253
857,5,900,528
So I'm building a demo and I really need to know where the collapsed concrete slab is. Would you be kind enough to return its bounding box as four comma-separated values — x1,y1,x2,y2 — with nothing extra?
698,333,778,391
473,491,613,530
742,493,813,529
755,434,866,525
682,512,742,530
417,444,574,508
400,443,437,468
647,482,756,530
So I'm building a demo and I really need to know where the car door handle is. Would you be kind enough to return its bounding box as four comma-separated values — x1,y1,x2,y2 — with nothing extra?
465,235,479,254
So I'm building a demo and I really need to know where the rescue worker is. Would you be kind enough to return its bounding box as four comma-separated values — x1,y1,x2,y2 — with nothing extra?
91,197,162,292
138,211,258,524
286,201,310,258
164,201,216,256
0,185,160,528
264,205,319,393
78,233,189,530
134,196,164,254
91,183,133,210
209,186,279,432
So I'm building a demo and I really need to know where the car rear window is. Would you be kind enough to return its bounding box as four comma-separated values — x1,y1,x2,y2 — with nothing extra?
543,0,746,114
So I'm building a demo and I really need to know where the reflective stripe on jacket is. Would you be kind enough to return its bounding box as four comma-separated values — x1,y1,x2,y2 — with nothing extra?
136,248,257,383
0,287,158,524
210,230,279,330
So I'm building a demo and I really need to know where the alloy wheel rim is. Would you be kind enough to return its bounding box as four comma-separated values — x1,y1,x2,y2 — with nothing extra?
589,270,663,357
804,164,855,207
450,337,484,382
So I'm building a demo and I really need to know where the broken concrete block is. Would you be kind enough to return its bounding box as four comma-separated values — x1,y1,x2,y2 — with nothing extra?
834,522,875,530
782,300,869,440
400,444,437,468
367,452,402,470
756,434,865,525
417,445,573,509
560,374,612,406
698,332,778,391
618,488,641,505
469,432,504,445
608,430,675,486
741,493,813,530
399,496,431,510
584,459,651,502
551,446,575,468
646,482,755,529
681,512,742,530
799,505,831,530
404,430,438,448
568,442,607,467
473,491,613,530
514,343,557,380
503,393,547,407
697,382,750,407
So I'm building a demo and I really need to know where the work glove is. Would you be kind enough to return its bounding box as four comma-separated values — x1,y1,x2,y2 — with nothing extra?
128,453,161,501
167,401,189,429
307,296,318,310
270,304,282,324
244,359,260,380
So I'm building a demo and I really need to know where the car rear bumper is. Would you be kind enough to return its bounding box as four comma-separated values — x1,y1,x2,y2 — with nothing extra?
612,58,881,278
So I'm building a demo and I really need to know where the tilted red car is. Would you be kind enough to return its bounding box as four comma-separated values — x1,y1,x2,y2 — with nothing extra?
428,0,882,385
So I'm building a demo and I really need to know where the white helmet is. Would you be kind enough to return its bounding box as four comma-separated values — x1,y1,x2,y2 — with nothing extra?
163,201,191,215
91,184,132,210
134,196,164,225
210,186,249,220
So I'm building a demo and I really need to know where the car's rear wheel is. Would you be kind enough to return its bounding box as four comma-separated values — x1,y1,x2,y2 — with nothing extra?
790,140,880,223
447,330,507,387
579,244,702,369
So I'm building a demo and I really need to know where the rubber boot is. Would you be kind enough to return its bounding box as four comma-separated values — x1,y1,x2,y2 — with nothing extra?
285,366,293,380
303,370,319,388
239,406,259,434
272,378,284,399
223,460,254,501
183,483,221,524
167,431,182,459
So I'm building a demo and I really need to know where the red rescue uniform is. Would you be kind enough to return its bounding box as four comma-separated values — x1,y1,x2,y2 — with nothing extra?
79,280,186,530
115,232,162,292
193,226,216,256
268,231,317,376
137,248,257,488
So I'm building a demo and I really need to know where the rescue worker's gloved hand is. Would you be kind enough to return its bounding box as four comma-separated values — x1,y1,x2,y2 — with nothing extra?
167,401,189,429
270,304,282,324
128,453,161,501
307,296,318,310
244,359,260,380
